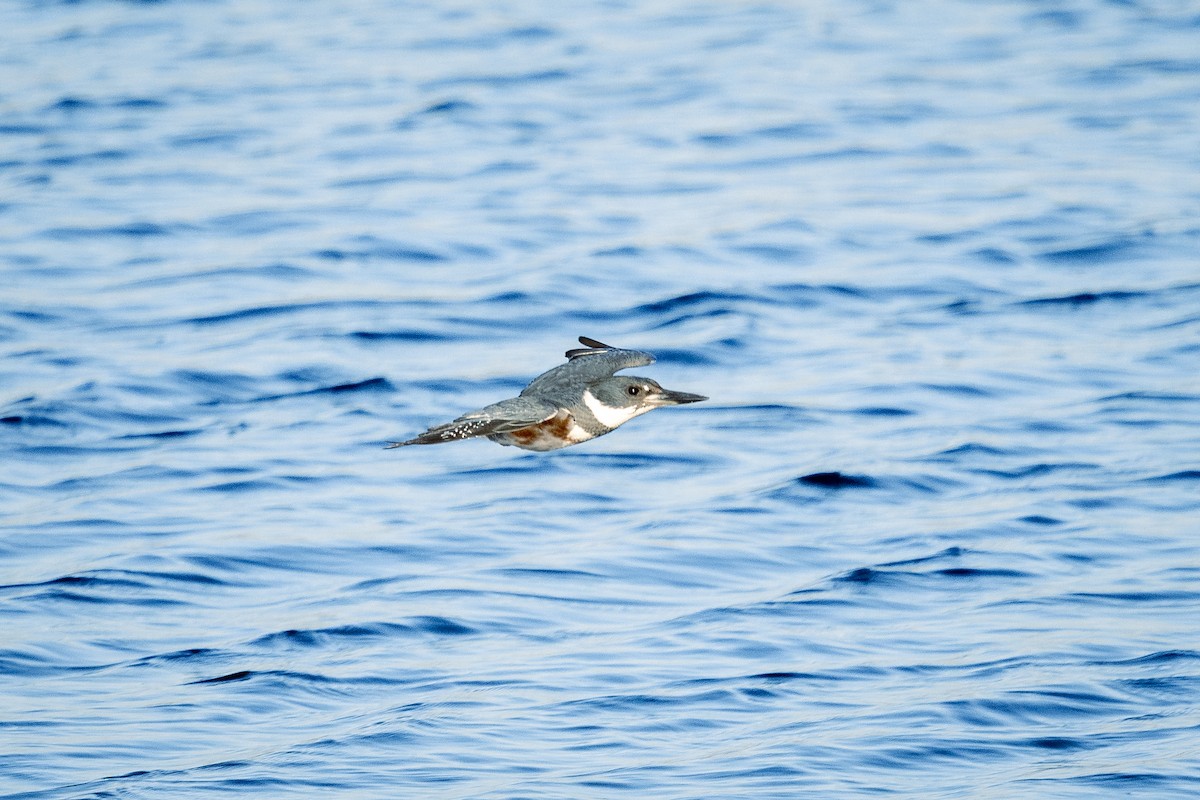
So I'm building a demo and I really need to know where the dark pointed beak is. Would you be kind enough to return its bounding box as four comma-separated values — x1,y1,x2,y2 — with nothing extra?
656,388,708,406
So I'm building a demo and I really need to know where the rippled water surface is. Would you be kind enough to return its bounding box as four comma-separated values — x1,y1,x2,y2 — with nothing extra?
3,1,1200,797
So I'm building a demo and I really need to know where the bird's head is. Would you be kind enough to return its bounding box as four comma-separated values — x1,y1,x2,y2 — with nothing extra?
583,376,707,428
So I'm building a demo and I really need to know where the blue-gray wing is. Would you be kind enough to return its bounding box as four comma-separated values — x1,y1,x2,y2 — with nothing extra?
386,396,558,447
521,337,655,396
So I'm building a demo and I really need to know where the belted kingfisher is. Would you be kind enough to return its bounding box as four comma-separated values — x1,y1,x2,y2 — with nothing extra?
386,337,707,451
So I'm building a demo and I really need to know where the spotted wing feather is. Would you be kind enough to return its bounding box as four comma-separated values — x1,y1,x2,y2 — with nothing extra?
386,396,559,447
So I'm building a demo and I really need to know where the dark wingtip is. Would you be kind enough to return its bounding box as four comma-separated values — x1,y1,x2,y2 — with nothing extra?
566,336,615,359
384,440,412,449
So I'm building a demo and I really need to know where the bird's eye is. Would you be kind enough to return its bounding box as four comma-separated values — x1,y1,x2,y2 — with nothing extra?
627,386,640,396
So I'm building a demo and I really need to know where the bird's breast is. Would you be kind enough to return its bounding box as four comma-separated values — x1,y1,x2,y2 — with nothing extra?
488,410,596,451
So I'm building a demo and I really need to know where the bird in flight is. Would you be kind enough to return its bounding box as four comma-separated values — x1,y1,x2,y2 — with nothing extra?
387,337,706,451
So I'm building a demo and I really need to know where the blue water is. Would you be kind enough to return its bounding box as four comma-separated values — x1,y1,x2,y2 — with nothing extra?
3,1,1199,797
